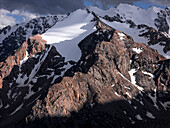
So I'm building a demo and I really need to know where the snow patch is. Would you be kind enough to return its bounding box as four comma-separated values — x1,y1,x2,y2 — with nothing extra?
146,111,155,119
128,100,132,104
159,101,170,110
0,100,2,109
4,104,10,108
129,117,135,124
24,90,35,99
126,92,132,98
7,90,11,98
118,32,125,40
111,84,115,87
140,101,144,105
135,114,143,120
42,9,96,62
132,47,143,54
115,92,121,97
128,69,144,91
142,71,154,78
148,92,159,110
133,106,137,109
20,51,29,65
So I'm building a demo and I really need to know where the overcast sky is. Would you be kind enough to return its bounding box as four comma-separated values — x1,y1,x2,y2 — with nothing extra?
0,0,169,28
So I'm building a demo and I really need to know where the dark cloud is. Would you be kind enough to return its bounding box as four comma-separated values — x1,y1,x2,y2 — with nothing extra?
88,0,138,9
0,0,85,15
88,0,170,9
148,0,170,6
0,0,169,15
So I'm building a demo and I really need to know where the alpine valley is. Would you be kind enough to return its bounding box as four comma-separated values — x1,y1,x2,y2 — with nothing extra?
0,4,170,128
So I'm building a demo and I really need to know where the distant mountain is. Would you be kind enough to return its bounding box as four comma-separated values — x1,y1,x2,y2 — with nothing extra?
0,4,170,128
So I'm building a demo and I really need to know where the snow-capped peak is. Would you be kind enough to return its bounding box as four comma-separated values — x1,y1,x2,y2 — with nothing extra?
41,9,96,62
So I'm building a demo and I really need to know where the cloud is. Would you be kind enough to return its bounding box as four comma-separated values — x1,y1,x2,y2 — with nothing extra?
87,0,170,9
11,10,38,22
0,0,85,15
1,0,169,16
0,9,39,29
0,0,169,28
147,0,170,6
0,9,16,29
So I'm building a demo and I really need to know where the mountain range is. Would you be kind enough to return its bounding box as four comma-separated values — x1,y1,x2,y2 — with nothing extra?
0,4,170,128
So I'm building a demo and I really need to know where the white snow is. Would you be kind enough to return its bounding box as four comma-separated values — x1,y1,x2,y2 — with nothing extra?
118,72,131,83
130,59,133,64
142,71,154,78
132,47,143,54
41,9,96,62
124,86,131,90
4,104,10,108
133,106,137,109
20,51,29,65
0,100,2,109
90,5,170,59
111,84,115,87
17,46,52,87
135,114,143,120
128,69,144,91
148,92,159,110
126,92,132,98
7,90,11,98
119,70,143,91
24,90,35,99
129,117,135,124
140,101,144,105
115,92,121,97
89,3,161,29
146,111,155,119
128,100,132,104
159,101,170,110
118,32,125,40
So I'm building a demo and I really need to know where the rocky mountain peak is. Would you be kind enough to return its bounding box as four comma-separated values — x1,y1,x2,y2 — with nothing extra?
0,6,170,128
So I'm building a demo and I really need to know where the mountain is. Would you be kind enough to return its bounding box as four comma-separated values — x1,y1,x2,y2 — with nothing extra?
0,4,170,128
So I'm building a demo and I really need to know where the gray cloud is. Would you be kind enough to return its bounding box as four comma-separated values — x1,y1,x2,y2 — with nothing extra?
0,0,85,15
148,0,170,6
88,0,170,9
0,9,16,28
0,0,169,15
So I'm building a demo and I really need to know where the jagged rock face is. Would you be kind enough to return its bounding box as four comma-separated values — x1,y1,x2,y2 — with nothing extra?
90,5,170,58
0,26,12,35
138,26,170,53
0,35,46,88
0,7,170,128
0,16,61,62
102,14,170,55
2,20,169,128
155,10,169,33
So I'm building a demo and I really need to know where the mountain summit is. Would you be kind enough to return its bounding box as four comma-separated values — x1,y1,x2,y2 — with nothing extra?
0,4,170,128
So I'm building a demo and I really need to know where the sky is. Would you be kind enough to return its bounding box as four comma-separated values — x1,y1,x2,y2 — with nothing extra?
0,0,169,29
